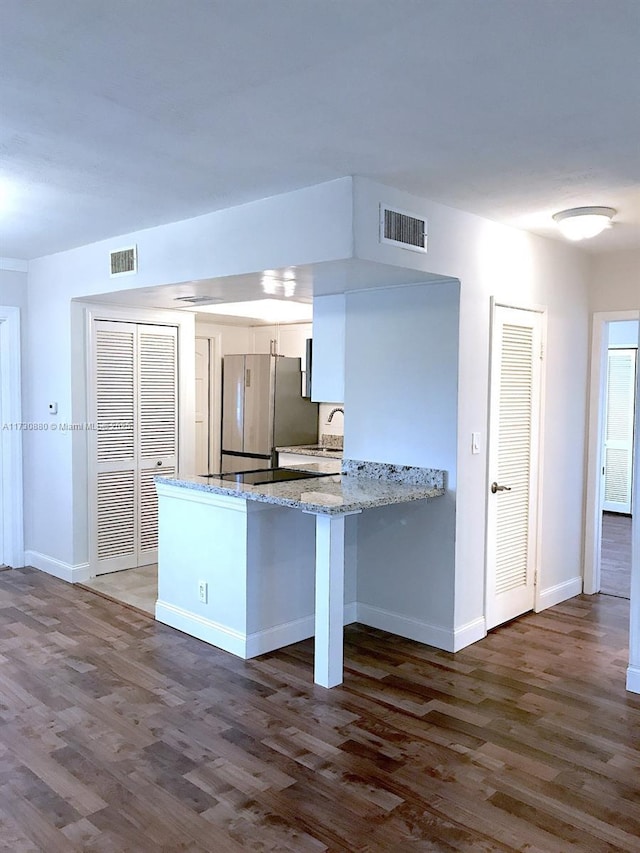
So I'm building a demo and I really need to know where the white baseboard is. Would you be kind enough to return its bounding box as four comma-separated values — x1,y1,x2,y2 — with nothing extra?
357,603,455,652
536,576,583,611
626,665,640,694
452,616,486,651
344,601,358,625
246,615,315,658
155,600,248,658
24,550,91,583
157,601,362,659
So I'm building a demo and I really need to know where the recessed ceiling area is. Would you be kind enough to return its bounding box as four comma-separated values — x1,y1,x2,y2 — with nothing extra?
2,0,639,259
81,259,454,324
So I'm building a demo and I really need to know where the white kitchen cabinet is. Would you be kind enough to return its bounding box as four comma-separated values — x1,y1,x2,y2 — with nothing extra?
252,323,311,366
311,294,345,403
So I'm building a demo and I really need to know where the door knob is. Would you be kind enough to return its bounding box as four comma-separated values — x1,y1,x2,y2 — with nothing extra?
491,481,511,493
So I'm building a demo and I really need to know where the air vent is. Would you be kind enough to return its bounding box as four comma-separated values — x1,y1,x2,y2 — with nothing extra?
380,205,427,253
109,246,137,277
174,296,224,305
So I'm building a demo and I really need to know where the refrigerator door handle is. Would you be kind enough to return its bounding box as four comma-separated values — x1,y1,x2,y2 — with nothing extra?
245,368,251,388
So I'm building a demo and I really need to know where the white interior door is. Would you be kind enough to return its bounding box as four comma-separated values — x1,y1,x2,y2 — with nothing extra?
195,338,210,474
92,320,177,574
603,348,636,514
486,304,544,630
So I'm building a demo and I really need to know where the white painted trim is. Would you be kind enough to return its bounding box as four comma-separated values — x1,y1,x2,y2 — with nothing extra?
344,601,358,625
584,310,639,595
452,616,486,651
536,576,583,611
156,600,356,660
156,600,248,657
357,603,455,652
628,322,640,694
246,603,359,657
24,550,91,583
246,614,315,657
627,665,640,694
0,258,28,273
0,306,24,568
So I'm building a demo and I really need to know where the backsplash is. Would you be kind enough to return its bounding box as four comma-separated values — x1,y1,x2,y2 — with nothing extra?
319,402,344,439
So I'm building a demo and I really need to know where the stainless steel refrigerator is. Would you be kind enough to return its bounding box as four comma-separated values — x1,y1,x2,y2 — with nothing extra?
220,354,318,473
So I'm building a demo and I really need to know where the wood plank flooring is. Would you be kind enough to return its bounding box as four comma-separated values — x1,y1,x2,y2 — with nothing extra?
600,512,632,599
1,568,639,852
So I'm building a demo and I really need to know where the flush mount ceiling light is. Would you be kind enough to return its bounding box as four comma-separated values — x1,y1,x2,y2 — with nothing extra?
552,206,616,241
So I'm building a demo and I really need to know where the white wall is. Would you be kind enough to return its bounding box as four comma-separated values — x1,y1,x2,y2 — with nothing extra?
351,178,590,639
25,180,353,570
346,282,459,638
0,267,28,309
590,250,640,313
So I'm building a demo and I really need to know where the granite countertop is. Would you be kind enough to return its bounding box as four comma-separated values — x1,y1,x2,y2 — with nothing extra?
156,461,445,516
276,444,344,459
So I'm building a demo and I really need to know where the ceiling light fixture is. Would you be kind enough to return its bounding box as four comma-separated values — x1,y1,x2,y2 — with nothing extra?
552,206,616,241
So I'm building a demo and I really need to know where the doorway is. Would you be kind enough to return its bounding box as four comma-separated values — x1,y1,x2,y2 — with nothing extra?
584,310,640,694
594,320,637,599
0,306,24,569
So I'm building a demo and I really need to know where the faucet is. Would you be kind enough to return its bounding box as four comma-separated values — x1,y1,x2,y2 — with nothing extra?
327,407,344,423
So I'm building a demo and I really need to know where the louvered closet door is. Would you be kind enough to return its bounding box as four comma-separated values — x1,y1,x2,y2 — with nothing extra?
137,325,177,564
486,306,543,630
603,348,636,514
92,321,177,574
94,322,137,572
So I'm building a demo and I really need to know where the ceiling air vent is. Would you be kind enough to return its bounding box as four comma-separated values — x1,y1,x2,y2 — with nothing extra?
379,205,427,253
109,246,137,277
174,296,224,305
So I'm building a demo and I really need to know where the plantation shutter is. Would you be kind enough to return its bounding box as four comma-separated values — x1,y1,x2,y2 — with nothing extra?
92,321,178,573
603,348,637,514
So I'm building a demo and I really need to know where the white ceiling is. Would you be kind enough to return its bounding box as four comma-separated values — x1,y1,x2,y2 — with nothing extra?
1,0,639,260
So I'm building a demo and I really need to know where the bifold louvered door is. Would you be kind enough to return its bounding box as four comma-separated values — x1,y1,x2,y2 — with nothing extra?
486,306,543,630
92,321,177,574
603,348,637,514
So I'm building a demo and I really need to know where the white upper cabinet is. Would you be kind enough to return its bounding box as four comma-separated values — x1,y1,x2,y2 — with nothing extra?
311,294,345,403
252,323,311,365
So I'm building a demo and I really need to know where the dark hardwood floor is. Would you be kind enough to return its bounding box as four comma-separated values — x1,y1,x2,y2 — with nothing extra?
1,568,639,852
601,512,632,599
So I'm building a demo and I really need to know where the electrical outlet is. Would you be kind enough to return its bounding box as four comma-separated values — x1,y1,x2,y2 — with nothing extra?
198,581,208,604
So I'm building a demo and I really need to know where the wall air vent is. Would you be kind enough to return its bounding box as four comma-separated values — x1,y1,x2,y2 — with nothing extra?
109,246,137,277
379,205,427,253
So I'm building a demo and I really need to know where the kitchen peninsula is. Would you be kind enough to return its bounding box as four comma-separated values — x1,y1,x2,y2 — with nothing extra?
155,461,445,687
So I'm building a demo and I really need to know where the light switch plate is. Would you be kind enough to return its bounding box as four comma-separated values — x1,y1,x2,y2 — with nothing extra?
48,402,58,415
198,580,208,604
471,432,480,454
